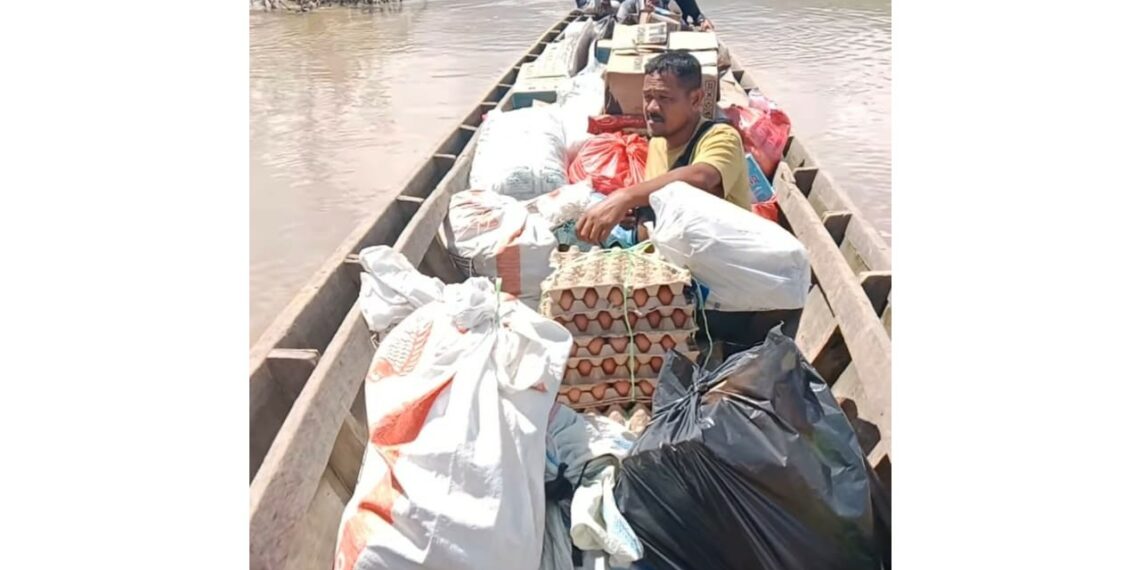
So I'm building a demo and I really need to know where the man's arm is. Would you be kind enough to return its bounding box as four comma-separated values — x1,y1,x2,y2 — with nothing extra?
575,163,722,244
576,126,743,243
618,162,723,209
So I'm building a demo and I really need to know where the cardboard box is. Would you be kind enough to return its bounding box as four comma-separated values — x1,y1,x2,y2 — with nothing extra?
510,73,567,109
668,31,718,52
671,49,719,120
604,53,659,115
612,23,667,55
647,12,682,32
604,50,719,119
698,64,719,120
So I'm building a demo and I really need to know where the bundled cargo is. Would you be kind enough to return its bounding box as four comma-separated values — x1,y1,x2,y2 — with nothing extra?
469,107,568,201
649,182,810,312
567,132,649,195
444,190,557,309
614,327,889,570
335,274,573,570
540,246,697,426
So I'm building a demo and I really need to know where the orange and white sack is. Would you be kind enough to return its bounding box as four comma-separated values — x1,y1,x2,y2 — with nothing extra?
335,277,573,570
443,189,557,309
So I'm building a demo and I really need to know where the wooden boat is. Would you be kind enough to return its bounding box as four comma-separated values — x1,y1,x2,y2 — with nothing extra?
249,10,892,569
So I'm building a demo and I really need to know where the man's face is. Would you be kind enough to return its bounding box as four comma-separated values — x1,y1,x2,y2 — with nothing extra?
643,71,701,137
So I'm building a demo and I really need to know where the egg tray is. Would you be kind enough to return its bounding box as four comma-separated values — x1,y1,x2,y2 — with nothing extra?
553,305,697,336
541,248,691,317
579,403,653,434
563,349,698,385
541,283,689,317
569,330,696,358
558,378,656,408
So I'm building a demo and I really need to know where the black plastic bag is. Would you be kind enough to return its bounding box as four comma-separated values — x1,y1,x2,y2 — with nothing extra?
615,326,889,570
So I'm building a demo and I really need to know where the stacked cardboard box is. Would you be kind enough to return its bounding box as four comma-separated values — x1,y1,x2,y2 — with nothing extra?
603,23,668,115
511,21,596,109
541,247,697,433
667,31,721,120
602,27,723,119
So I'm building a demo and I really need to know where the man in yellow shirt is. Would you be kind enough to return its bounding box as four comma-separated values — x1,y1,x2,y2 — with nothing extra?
576,50,751,244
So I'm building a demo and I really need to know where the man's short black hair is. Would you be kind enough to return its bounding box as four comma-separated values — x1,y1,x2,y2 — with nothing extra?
644,51,703,92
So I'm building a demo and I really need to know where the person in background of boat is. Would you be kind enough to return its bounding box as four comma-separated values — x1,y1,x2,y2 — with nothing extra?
614,0,715,30
576,51,748,244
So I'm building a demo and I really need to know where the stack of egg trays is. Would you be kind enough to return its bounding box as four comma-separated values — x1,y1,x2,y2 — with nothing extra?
542,247,697,419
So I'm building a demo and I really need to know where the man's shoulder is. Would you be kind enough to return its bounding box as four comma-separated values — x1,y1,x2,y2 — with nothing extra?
706,122,742,141
698,122,744,152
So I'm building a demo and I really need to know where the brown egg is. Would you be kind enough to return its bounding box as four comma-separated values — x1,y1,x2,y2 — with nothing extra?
660,334,677,351
632,288,650,307
596,311,614,330
614,379,631,397
559,290,574,311
646,311,662,328
657,287,674,305
583,288,599,308
649,356,663,372
591,383,608,400
601,358,618,375
610,336,628,353
573,314,589,332
577,360,593,376
567,387,581,402
671,308,688,328
634,333,651,352
626,312,639,328
638,380,655,396
587,337,605,356
608,287,624,307
570,344,580,357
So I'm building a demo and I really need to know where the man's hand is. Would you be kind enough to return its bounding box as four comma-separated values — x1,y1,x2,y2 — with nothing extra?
577,191,634,244
698,17,715,31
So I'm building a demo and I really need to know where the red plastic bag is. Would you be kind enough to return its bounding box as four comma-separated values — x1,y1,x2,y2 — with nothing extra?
751,199,779,223
724,97,791,179
588,114,647,134
568,133,649,195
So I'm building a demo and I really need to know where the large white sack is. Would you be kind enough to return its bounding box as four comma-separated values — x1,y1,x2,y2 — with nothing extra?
444,190,557,309
469,107,568,201
649,182,811,311
357,245,445,334
557,62,606,162
335,278,573,570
